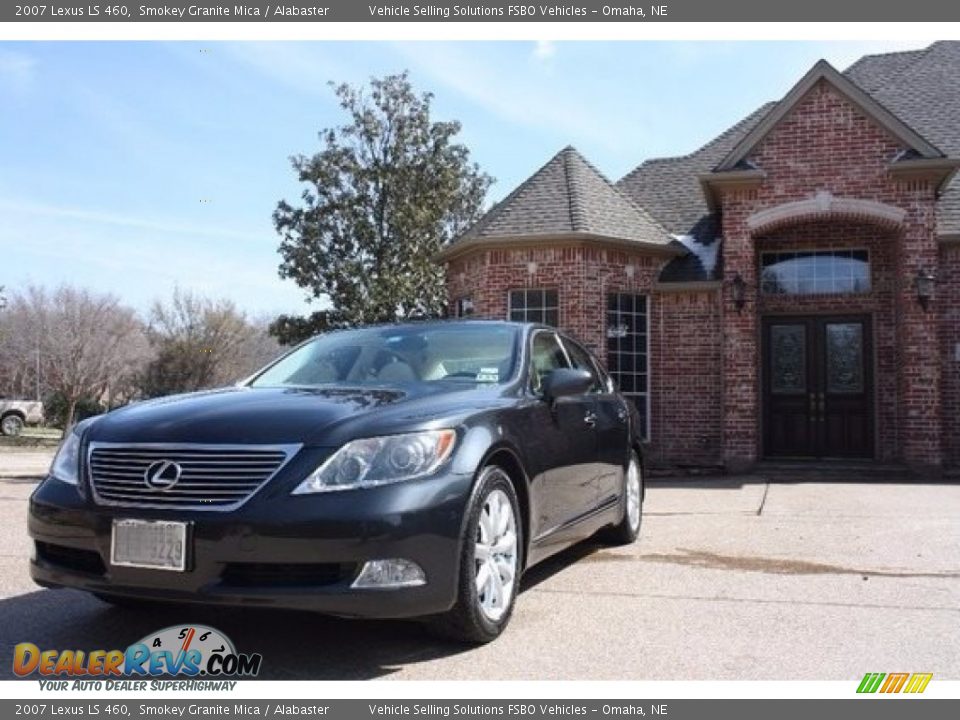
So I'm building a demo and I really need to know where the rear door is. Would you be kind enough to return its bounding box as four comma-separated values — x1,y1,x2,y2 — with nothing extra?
562,337,628,508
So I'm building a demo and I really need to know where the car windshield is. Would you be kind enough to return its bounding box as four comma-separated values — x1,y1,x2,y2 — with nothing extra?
250,324,519,388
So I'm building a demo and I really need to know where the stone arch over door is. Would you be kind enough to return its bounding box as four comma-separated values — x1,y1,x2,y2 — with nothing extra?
747,192,907,238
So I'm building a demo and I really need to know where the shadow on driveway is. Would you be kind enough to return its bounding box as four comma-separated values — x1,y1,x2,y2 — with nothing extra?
0,541,601,681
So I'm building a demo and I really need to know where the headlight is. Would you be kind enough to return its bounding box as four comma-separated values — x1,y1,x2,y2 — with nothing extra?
50,429,82,485
292,429,457,494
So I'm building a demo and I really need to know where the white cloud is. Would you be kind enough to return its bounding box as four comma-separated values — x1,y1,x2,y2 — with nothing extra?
533,40,556,61
0,198,264,243
0,48,37,90
392,43,644,154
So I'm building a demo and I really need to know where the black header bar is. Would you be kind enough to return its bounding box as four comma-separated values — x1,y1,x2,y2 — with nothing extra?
5,1,960,23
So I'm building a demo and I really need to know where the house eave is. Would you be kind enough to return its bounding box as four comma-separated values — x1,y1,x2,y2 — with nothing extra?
435,233,684,264
698,169,766,212
940,233,960,245
888,157,960,192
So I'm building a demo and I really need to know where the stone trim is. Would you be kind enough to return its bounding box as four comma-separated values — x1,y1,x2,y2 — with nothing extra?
746,191,907,236
435,233,684,263
653,280,723,293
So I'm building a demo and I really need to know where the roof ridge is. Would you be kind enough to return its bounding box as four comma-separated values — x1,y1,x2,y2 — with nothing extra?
561,146,588,232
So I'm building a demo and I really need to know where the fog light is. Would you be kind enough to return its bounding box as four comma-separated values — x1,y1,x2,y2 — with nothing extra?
351,559,426,589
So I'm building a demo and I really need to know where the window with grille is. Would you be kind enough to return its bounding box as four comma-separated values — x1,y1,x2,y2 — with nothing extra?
508,289,559,326
606,293,649,439
760,250,871,295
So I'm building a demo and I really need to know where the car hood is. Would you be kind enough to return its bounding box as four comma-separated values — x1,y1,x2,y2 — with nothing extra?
87,384,507,446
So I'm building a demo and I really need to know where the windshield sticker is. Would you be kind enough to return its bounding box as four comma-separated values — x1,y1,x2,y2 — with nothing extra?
476,367,499,383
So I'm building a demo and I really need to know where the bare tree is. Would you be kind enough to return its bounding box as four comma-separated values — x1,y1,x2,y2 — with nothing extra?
139,289,279,397
0,285,149,427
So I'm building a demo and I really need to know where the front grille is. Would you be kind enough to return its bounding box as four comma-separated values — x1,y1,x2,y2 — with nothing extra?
221,562,355,588
37,542,106,575
88,443,299,511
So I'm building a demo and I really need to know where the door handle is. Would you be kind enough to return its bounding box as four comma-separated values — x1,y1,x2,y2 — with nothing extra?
583,411,597,428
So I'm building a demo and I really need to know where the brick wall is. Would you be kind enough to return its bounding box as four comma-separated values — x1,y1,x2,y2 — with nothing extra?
941,244,960,469
718,79,942,470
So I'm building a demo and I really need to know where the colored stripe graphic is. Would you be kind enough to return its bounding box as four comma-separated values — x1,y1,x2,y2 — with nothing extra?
880,673,909,693
857,673,885,693
857,672,932,694
904,673,933,694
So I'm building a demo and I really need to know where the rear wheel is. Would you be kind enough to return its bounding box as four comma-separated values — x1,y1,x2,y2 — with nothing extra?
1,414,24,437
600,451,643,545
428,466,522,644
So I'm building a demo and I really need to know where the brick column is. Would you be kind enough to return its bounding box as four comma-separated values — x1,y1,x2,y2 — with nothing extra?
896,198,943,472
721,194,761,472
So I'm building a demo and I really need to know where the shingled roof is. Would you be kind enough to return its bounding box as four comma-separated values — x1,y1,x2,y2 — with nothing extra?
615,104,775,282
437,146,675,262
845,41,960,239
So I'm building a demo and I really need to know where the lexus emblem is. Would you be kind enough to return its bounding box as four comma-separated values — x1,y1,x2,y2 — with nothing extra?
144,460,183,491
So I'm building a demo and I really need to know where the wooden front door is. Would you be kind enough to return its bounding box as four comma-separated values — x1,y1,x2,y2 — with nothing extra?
762,316,874,459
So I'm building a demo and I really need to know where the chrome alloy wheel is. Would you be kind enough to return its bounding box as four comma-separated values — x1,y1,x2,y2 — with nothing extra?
626,456,642,533
474,485,518,622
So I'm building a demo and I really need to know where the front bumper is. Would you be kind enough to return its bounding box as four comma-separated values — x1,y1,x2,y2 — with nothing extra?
28,451,473,619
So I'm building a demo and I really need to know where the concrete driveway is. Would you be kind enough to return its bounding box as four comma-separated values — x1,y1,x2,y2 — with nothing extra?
1,450,958,680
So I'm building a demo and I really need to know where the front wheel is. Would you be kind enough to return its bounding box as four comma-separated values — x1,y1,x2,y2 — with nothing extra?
600,451,643,546
428,466,522,644
1,414,24,437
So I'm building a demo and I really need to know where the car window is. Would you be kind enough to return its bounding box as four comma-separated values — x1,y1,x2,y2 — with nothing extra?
250,324,519,388
529,331,569,394
560,338,603,394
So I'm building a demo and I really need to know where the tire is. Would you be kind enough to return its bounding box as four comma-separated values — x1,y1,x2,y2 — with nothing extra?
1,414,25,437
600,450,643,546
428,466,523,644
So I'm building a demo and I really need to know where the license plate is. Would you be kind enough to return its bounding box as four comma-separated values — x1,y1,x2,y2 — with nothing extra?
111,519,187,571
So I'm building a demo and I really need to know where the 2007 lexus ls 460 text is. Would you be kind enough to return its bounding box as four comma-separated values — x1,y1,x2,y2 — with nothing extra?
28,321,644,643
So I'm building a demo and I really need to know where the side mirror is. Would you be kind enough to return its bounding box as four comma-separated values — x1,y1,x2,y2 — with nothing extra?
542,368,593,401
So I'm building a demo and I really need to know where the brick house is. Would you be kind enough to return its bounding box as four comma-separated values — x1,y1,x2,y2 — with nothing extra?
437,42,960,475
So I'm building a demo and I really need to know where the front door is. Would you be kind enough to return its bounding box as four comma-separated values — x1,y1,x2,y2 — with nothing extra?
762,315,874,459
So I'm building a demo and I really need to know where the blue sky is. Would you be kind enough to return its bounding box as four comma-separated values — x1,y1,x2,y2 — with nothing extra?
0,40,920,317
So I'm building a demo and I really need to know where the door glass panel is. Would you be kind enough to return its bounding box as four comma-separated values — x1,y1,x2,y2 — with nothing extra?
826,323,864,394
770,325,806,394
530,332,569,395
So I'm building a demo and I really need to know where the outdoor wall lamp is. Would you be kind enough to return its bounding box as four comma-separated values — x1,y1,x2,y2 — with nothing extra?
915,267,936,311
730,273,748,313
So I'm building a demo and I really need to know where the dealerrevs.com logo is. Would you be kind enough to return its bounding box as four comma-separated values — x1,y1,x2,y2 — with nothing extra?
857,672,933,694
13,625,262,686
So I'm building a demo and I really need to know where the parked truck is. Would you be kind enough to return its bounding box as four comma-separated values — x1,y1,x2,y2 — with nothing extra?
0,398,44,436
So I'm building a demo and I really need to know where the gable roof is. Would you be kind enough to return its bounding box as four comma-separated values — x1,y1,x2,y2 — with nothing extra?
715,59,944,171
438,146,675,261
616,41,960,283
